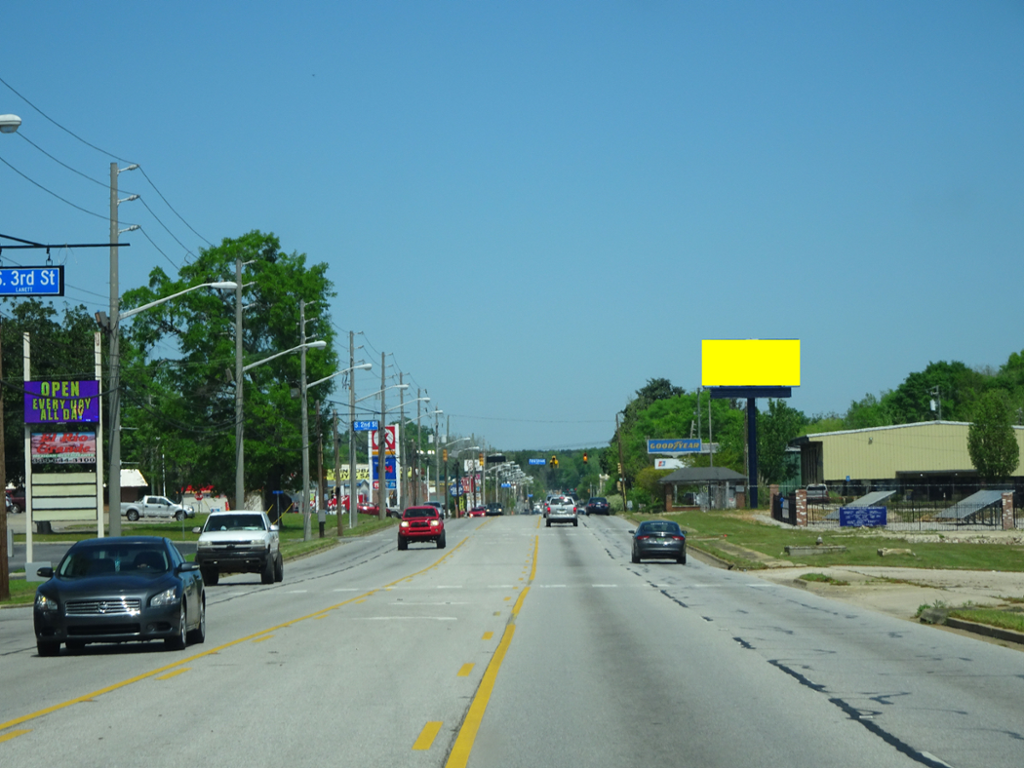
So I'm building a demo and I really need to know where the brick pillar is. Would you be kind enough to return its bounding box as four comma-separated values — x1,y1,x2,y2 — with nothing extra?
665,484,674,513
1002,492,1014,531
796,489,808,527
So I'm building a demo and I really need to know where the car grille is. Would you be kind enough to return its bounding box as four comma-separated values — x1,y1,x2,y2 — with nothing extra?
65,598,142,617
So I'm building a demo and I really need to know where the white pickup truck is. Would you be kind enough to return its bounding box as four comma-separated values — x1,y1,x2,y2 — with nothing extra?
121,495,194,522
194,509,282,586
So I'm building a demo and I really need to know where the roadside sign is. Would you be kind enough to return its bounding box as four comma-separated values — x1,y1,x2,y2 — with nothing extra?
839,506,887,528
352,420,378,432
0,266,64,297
528,458,546,466
647,438,701,455
370,425,397,453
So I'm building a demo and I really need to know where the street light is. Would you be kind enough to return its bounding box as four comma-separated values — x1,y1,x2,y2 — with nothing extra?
0,114,22,133
303,362,372,533
0,113,19,601
105,280,237,537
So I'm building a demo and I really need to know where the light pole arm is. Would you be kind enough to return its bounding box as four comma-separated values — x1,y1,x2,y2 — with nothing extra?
243,340,327,373
307,362,372,391
120,281,237,321
353,383,408,404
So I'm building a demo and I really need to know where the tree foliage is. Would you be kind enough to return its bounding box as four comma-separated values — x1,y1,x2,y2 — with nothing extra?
757,399,805,484
119,231,337,507
967,390,1020,481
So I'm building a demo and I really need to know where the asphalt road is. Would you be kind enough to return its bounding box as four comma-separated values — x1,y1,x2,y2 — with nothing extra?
1,515,1021,767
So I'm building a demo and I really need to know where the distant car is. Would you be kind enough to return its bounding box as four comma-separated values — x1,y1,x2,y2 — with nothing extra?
468,506,487,518
806,484,829,502
586,497,610,515
485,503,504,516
7,488,25,513
33,536,206,656
546,497,578,527
398,506,446,550
630,520,686,564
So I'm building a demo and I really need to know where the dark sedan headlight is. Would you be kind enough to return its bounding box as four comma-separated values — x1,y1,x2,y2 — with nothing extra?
35,593,59,612
149,587,179,608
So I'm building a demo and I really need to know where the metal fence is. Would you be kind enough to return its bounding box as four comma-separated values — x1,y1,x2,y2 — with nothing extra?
771,485,1021,531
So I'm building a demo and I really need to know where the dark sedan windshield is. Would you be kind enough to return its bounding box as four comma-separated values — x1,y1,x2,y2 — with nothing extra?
58,545,171,578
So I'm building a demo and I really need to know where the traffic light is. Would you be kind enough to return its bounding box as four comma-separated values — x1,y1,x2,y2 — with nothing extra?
549,455,558,468
443,449,448,462
583,452,588,464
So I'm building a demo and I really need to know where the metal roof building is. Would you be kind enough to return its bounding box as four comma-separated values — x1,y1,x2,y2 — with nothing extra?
792,421,1024,485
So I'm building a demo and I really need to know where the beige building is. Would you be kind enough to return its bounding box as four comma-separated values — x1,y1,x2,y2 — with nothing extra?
795,421,1024,485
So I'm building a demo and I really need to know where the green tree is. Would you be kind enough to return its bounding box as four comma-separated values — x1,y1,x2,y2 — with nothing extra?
843,392,894,430
757,399,805,484
967,390,1020,481
887,361,985,423
119,231,337,508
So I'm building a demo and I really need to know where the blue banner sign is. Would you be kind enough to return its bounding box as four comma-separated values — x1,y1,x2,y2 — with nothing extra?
370,455,396,481
647,438,701,454
352,420,379,432
839,506,887,528
25,380,100,424
0,266,64,297
528,458,546,466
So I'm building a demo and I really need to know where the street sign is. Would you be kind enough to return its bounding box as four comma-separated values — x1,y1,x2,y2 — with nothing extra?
528,458,546,466
352,420,378,432
0,266,64,297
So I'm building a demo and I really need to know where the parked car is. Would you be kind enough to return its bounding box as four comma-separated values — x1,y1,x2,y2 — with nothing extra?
121,495,194,522
33,536,206,656
806,484,829,502
7,488,25,513
398,506,446,550
630,520,686,564
194,510,282,586
586,497,610,515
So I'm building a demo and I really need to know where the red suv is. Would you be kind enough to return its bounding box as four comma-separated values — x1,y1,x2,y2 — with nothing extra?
398,506,447,550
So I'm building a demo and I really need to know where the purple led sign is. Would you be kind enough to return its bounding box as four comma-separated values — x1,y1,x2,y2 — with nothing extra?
24,380,100,424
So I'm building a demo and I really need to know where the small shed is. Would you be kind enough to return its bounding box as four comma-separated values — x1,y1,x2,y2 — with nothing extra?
119,469,148,503
659,466,747,511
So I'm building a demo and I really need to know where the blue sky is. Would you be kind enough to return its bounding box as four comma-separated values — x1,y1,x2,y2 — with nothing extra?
2,2,1022,451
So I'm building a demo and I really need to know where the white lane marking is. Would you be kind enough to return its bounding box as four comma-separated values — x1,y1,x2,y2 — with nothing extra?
487,585,514,589
333,588,359,592
592,584,618,588
287,590,309,594
537,584,566,588
350,616,457,621
436,585,463,589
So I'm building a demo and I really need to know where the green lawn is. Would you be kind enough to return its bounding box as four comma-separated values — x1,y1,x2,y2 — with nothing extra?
637,509,1024,573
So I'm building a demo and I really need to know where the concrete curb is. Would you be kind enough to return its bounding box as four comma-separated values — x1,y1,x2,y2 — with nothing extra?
943,617,1024,646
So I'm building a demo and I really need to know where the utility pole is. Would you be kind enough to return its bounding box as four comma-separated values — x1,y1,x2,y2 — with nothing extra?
0,321,7,601
348,331,358,529
333,409,342,535
433,408,441,505
300,300,311,541
316,399,324,522
398,372,405,511
616,412,627,509
234,256,244,510
108,162,121,537
378,351,386,521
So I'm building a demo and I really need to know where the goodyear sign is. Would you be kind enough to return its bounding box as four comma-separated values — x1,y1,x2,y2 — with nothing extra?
647,439,701,454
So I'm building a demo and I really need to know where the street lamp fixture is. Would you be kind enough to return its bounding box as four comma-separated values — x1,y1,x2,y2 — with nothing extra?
106,280,238,537
0,114,21,133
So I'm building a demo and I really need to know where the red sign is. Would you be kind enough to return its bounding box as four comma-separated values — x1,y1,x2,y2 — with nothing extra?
370,425,397,453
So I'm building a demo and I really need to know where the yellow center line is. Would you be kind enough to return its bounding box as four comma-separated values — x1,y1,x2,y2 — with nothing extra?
457,663,474,677
155,668,190,681
0,730,31,744
482,632,493,640
413,721,444,750
444,531,538,768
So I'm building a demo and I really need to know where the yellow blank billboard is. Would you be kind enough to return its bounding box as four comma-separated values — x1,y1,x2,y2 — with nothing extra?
701,339,801,386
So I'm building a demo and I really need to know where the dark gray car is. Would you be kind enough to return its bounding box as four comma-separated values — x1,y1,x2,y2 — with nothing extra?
630,520,686,564
33,536,206,656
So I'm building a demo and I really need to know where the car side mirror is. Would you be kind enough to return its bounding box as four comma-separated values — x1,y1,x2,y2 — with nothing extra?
191,527,202,534
270,524,279,532
628,530,635,535
177,562,200,572
36,566,54,578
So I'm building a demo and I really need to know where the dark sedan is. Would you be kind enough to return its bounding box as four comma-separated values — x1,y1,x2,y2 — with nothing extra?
485,503,504,516
586,496,610,515
630,520,686,564
33,536,206,656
